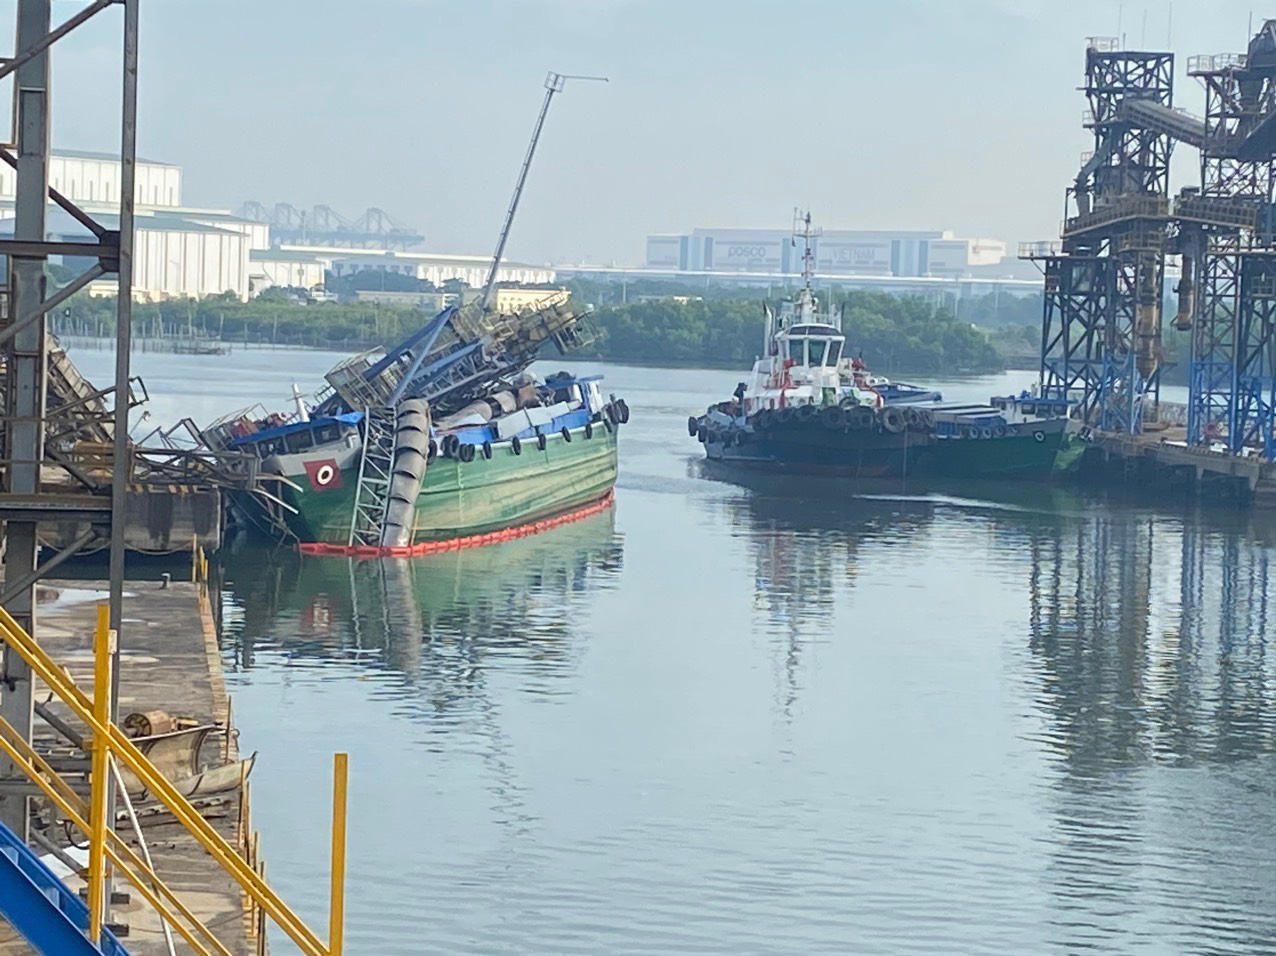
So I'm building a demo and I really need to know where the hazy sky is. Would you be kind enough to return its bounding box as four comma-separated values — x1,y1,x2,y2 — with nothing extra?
27,0,1270,265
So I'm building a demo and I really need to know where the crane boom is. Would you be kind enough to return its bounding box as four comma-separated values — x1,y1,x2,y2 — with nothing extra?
478,70,607,311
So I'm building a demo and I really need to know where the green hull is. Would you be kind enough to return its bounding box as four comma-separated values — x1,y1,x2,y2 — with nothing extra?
923,429,1083,479
279,425,618,545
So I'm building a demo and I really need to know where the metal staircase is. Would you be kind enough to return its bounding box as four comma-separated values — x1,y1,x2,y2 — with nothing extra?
348,405,399,547
0,819,129,955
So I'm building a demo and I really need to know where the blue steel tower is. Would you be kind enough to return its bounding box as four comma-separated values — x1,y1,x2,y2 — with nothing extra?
1184,26,1276,459
1024,38,1174,433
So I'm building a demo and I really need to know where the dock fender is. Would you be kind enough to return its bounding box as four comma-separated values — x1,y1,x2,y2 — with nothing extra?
820,405,845,430
880,406,907,434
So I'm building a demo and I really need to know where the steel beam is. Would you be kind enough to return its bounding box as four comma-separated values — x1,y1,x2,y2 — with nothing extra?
0,0,50,839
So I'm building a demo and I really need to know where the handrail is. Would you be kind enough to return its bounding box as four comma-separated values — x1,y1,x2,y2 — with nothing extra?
0,601,345,954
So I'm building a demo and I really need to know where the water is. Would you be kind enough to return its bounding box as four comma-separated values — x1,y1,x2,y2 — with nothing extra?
70,348,1276,953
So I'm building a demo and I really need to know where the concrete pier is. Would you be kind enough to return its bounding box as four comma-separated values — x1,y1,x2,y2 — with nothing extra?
1085,427,1276,505
0,578,258,955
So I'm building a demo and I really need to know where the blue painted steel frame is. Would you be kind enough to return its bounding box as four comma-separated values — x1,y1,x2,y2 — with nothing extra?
0,820,129,955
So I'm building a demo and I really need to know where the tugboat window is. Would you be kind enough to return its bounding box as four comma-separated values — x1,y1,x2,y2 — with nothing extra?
808,339,827,366
827,341,842,365
788,339,804,363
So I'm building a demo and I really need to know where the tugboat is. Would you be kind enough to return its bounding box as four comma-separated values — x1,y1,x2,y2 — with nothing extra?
688,212,1082,481
687,212,936,477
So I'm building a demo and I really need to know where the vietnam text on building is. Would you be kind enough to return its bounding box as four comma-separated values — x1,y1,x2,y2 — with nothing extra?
646,227,1007,278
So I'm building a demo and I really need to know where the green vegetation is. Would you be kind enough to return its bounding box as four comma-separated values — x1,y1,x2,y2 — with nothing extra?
52,280,1023,376
575,291,1006,374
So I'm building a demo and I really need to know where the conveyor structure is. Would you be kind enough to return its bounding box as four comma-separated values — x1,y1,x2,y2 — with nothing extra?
1023,22,1276,459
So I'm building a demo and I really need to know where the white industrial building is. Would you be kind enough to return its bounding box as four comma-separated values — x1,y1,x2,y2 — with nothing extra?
647,226,1007,279
0,149,558,302
324,250,555,287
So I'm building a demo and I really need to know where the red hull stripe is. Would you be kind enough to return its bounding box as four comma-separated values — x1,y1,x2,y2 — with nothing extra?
296,490,616,559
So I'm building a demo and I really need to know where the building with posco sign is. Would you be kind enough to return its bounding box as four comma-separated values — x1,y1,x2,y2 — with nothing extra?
646,226,1006,278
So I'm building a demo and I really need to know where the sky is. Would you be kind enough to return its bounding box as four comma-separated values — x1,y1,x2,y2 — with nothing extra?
17,0,1272,266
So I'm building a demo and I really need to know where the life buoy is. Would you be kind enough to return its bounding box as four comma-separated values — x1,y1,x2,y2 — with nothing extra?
561,426,572,442
511,435,522,455
1033,430,1046,443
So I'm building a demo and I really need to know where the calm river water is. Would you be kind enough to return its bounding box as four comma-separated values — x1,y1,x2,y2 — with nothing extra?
75,347,1276,954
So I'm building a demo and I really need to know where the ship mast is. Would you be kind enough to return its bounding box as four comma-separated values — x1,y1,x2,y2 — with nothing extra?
478,71,608,311
792,209,820,324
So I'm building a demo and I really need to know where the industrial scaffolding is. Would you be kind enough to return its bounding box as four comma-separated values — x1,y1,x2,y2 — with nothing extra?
1025,22,1276,460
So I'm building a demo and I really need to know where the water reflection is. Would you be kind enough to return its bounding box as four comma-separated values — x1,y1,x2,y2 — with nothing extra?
1027,508,1276,952
221,508,624,698
709,470,942,720
1027,509,1276,771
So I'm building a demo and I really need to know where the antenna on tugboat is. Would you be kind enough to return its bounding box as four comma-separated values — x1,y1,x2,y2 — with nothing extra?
479,71,609,311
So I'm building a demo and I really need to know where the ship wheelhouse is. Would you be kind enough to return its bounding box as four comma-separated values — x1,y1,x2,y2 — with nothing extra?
777,323,846,369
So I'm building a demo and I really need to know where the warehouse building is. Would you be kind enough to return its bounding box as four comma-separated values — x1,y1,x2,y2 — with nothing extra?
646,226,1007,279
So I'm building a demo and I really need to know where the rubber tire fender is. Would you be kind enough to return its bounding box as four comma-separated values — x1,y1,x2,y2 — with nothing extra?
687,415,699,437
537,432,547,451
511,435,522,455
482,440,492,459
561,426,572,442
585,422,594,439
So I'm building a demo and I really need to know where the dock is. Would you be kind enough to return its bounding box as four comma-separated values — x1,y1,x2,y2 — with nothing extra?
1084,427,1276,505
0,576,260,955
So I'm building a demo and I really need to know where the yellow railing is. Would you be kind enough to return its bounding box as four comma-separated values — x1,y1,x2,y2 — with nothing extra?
0,600,347,954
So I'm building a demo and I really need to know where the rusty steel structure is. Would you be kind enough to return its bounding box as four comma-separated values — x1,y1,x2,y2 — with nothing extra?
1023,37,1174,434
1024,22,1276,460
0,0,138,855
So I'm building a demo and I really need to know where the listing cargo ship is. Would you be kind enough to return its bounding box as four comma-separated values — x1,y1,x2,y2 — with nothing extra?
195,72,626,555
202,299,626,554
688,212,1082,481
